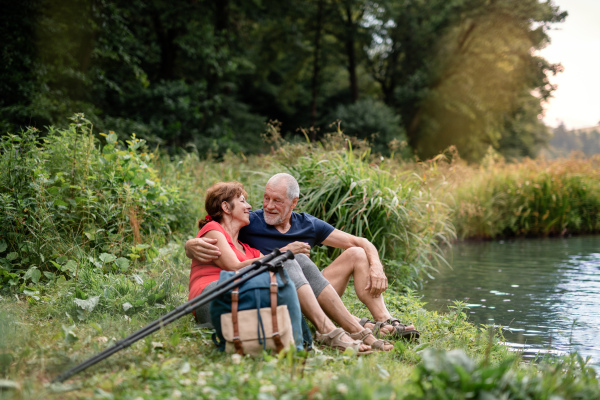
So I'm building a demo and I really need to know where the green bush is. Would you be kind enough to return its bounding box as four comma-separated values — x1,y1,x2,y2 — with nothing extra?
283,134,454,288
0,114,187,287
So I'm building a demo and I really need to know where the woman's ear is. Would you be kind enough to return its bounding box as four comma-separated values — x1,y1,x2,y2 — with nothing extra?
222,201,231,214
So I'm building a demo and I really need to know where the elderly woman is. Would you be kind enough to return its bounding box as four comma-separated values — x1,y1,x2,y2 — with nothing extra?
189,181,376,354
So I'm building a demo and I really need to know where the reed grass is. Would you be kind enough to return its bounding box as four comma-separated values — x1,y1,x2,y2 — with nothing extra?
276,132,455,287
446,154,600,239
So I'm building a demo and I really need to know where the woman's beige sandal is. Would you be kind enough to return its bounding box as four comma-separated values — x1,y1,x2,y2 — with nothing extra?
348,328,392,351
315,327,372,355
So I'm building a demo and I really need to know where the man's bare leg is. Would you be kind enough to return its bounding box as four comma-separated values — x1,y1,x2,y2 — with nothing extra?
295,285,370,352
322,247,416,335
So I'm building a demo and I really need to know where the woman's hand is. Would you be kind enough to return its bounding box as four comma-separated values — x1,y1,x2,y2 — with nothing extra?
280,241,311,256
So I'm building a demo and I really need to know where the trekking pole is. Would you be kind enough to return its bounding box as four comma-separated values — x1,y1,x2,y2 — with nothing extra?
52,249,294,383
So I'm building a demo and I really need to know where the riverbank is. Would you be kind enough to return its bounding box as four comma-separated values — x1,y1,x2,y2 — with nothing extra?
2,241,598,399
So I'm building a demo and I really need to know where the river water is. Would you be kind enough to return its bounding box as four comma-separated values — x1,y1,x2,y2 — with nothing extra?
420,236,600,366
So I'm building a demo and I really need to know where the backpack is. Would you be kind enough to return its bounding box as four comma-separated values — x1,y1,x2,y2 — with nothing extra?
210,267,306,354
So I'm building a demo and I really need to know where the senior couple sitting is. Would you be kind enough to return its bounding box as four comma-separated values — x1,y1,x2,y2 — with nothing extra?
185,173,419,353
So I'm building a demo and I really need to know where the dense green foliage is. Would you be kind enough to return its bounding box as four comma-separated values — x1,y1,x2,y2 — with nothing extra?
447,154,600,239
0,0,565,161
409,349,600,399
0,114,186,287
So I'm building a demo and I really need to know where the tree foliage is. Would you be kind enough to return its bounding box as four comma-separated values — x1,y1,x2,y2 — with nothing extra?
0,0,566,161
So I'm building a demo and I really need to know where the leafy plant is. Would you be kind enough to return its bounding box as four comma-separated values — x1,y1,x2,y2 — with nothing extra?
0,114,186,286
408,348,600,400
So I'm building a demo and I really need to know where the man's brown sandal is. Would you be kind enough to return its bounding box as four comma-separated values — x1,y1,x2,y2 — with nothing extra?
315,327,373,355
359,317,420,340
348,328,392,351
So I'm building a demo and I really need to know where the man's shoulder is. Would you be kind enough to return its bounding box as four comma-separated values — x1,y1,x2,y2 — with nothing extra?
291,212,330,228
291,211,318,220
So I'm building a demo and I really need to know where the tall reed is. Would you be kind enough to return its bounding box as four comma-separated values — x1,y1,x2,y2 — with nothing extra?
448,154,600,239
280,133,455,287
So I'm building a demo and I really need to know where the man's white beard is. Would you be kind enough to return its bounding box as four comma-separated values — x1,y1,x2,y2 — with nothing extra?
264,212,284,226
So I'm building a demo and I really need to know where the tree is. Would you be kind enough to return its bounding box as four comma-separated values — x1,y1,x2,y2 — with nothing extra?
367,0,565,160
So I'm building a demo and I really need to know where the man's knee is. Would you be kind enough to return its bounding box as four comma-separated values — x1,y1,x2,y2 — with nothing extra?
294,253,312,265
340,247,367,264
283,259,309,290
293,253,330,298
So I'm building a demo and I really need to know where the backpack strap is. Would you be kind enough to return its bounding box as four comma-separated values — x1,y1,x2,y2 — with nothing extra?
231,286,244,355
269,271,284,352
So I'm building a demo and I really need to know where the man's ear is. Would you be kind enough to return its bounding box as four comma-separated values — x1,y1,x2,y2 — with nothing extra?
291,197,299,209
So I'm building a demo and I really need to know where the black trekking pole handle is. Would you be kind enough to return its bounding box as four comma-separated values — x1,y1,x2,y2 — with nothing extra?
52,250,294,383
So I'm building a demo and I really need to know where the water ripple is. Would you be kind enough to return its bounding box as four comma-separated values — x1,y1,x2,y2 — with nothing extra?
421,236,600,366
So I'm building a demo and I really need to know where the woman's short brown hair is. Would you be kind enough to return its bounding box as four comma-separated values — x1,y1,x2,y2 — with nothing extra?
198,181,248,229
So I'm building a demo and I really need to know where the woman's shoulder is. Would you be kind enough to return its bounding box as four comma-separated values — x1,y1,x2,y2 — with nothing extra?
197,220,227,237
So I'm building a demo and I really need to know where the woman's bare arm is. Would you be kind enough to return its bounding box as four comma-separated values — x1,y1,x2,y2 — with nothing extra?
201,230,262,271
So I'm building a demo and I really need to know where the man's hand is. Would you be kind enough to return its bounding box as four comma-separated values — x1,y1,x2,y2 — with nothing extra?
280,241,311,256
184,237,221,263
364,262,388,297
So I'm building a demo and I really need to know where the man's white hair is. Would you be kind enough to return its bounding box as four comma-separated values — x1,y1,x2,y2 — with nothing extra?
267,173,300,200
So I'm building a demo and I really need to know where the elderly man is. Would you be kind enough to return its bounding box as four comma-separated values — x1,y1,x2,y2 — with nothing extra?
185,173,419,343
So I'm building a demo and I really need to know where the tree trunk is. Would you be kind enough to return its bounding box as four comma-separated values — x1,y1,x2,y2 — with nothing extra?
344,4,358,103
214,0,229,33
152,13,177,80
310,0,324,135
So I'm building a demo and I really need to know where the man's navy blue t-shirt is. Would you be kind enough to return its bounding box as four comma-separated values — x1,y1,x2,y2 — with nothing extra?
238,209,335,254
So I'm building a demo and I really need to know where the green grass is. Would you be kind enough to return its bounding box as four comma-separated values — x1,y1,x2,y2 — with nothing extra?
0,240,510,400
1,241,597,400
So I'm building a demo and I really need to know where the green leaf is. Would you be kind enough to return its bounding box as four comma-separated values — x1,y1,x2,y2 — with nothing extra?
43,271,56,279
56,256,68,264
74,296,100,312
114,257,130,272
103,153,116,162
63,260,77,272
54,199,68,207
6,252,18,261
99,253,116,263
106,132,118,144
24,266,41,283
61,324,78,344
0,240,7,253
